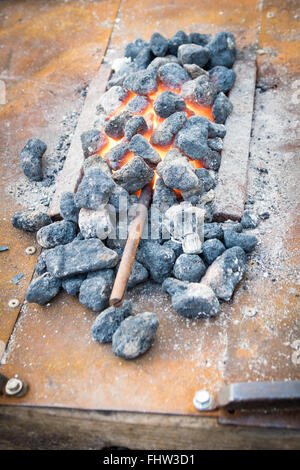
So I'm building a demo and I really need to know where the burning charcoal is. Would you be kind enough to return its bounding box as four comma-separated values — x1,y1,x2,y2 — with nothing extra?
196,169,216,191
157,149,198,191
152,177,177,213
150,32,169,57
108,58,136,89
150,111,187,147
112,156,154,194
181,75,217,107
91,300,132,343
20,138,46,181
98,86,129,116
201,246,246,301
204,222,223,240
207,31,236,68
112,312,159,359
83,154,112,175
12,209,52,233
126,95,150,115
188,32,211,46
136,241,175,283
163,239,183,258
134,46,153,70
241,210,259,229
178,44,210,68
105,142,130,171
209,65,236,93
74,168,115,210
153,91,186,118
212,92,233,124
202,151,221,170
36,221,76,249
26,272,61,306
79,269,114,312
157,63,190,89
124,115,148,141
81,129,107,157
105,110,132,139
183,63,209,79
202,238,225,265
223,230,258,253
208,137,223,152
222,221,242,233
207,120,226,138
173,254,206,282
35,251,47,275
109,184,130,214
45,239,118,278
147,55,179,72
125,38,149,59
60,192,79,224
174,118,211,160
62,274,86,296
168,30,189,55
123,69,158,95
128,134,161,165
78,207,114,240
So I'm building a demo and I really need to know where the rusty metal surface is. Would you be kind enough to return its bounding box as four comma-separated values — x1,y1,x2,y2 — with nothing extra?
0,0,299,418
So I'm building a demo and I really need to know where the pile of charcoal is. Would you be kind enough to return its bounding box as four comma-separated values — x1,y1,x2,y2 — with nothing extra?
11,30,259,360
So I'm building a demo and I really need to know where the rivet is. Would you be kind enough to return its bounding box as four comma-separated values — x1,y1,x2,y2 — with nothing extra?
193,389,213,411
5,378,23,396
8,298,20,308
25,246,36,255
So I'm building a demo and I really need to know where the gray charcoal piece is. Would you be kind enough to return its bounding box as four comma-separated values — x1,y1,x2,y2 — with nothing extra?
168,30,189,55
128,134,161,165
147,55,179,72
112,312,159,359
241,210,259,229
188,32,211,46
212,92,233,124
26,272,61,306
34,251,47,275
134,46,153,70
222,221,242,233
153,91,186,118
123,69,158,95
74,168,115,209
98,86,129,116
208,137,223,152
183,63,208,79
79,269,114,312
150,32,169,57
36,221,76,249
20,138,46,181
158,150,199,191
81,129,107,157
62,274,86,296
83,154,112,175
105,142,130,171
150,111,187,147
209,65,236,93
11,209,52,233
158,63,190,89
124,115,148,141
202,150,221,170
173,254,206,282
204,222,223,240
112,156,154,194
136,241,175,283
195,169,216,191
223,230,258,253
126,95,150,114
202,238,225,265
162,277,189,296
178,44,210,68
125,38,149,60
104,110,132,139
60,192,79,223
45,239,118,278
207,120,226,138
174,117,212,160
152,177,177,213
201,246,246,301
114,260,149,289
207,31,236,68
91,300,132,343
181,74,217,108
109,184,130,214
163,239,183,258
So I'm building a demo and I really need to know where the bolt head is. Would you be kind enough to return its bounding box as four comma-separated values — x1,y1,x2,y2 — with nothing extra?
193,389,213,411
5,378,23,396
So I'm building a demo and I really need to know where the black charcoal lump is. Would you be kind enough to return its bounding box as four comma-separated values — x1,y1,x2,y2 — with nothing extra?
60,192,79,223
124,115,148,141
241,210,259,229
36,221,76,249
173,254,206,282
153,91,186,118
98,86,129,116
123,69,158,95
204,222,223,240
136,241,175,283
12,209,52,233
62,274,86,296
196,169,216,192
91,300,132,343
26,272,61,305
152,177,177,213
34,251,47,275
183,63,208,79
147,55,179,73
168,30,189,55
20,138,46,181
157,149,199,191
181,75,217,108
150,111,187,147
81,129,107,157
45,239,118,278
74,168,115,209
188,32,211,46
163,239,183,258
112,156,154,193
125,95,150,115
174,116,212,160
209,65,236,93
157,63,190,89
134,46,153,70
79,269,114,312
105,142,130,171
201,246,246,301
83,154,112,175
112,312,159,359
125,38,149,60
208,31,236,68
212,92,233,124
105,110,132,139
202,238,225,265
223,230,258,253
128,134,161,165
178,44,210,68
150,32,169,57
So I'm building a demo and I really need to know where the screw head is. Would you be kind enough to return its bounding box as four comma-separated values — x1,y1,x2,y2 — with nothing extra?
5,378,23,396
193,389,213,411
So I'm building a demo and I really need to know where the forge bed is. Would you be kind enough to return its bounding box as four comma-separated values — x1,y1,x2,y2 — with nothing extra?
0,0,299,450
